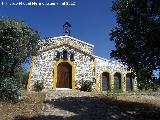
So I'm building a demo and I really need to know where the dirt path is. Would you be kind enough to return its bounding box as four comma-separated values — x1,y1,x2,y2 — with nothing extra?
41,90,126,120
14,91,160,120
39,91,160,120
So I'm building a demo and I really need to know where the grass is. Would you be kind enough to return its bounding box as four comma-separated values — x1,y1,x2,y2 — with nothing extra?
99,90,160,107
0,91,45,120
113,95,160,107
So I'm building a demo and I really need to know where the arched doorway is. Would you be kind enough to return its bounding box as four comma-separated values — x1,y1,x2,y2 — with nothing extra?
102,72,110,91
114,72,122,91
56,62,72,88
126,73,133,91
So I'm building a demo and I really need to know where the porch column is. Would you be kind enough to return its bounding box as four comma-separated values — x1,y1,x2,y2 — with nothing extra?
110,74,114,92
27,56,36,92
122,74,126,92
133,77,138,91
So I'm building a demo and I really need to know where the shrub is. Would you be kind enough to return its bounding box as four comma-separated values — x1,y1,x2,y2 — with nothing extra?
80,80,93,92
33,80,44,92
151,83,159,91
0,77,19,101
138,78,160,91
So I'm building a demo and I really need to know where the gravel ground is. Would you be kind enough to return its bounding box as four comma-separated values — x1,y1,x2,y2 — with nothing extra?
14,90,160,120
39,91,160,120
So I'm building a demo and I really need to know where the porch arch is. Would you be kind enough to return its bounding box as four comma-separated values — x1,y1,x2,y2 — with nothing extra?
126,73,133,91
100,71,111,92
113,72,123,91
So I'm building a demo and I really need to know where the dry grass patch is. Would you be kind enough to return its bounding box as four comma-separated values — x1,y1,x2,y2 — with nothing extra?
0,91,45,120
112,95,160,107
99,95,160,120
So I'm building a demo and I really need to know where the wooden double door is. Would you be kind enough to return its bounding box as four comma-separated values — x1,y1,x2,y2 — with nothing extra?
56,62,72,88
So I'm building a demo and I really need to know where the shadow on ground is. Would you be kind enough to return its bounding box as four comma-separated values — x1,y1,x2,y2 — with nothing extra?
14,96,160,120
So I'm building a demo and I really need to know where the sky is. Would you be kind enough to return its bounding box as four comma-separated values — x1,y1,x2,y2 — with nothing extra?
0,0,159,77
0,0,117,60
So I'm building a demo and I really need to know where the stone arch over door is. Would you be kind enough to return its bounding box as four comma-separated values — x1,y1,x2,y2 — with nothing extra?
53,60,76,90
126,73,133,91
113,72,122,91
100,71,111,92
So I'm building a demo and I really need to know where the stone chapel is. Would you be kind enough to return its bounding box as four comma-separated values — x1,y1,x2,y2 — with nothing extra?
27,22,137,92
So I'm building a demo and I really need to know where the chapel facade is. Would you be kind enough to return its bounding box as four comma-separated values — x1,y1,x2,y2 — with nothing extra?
27,22,137,92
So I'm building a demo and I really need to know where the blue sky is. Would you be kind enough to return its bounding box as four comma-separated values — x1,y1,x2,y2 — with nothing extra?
0,0,159,77
0,0,117,60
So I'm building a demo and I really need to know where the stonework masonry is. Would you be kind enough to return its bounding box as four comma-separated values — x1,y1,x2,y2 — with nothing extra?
28,35,137,92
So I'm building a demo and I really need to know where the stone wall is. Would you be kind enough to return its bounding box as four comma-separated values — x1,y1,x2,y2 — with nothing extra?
28,36,137,92
38,36,94,55
29,44,95,91
95,56,128,91
30,49,56,90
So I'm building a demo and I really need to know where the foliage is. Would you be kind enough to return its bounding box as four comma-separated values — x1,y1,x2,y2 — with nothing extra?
33,81,44,92
110,0,160,82
21,71,29,90
80,80,93,92
138,76,160,91
0,18,39,77
151,83,159,91
137,68,153,90
0,18,39,101
14,67,29,90
0,77,19,101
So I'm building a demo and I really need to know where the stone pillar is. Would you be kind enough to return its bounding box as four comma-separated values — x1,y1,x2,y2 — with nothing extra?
93,58,98,91
133,77,138,91
72,64,76,91
122,74,126,92
27,56,36,92
110,74,114,92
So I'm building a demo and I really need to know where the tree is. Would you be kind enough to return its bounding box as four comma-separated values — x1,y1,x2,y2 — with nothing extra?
110,0,160,85
0,18,39,78
0,18,39,101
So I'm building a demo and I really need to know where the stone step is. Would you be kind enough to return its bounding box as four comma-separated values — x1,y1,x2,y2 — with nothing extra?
45,90,95,99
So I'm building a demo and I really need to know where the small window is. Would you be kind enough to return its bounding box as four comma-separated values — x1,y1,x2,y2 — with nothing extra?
70,53,75,61
63,50,68,60
56,51,60,59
